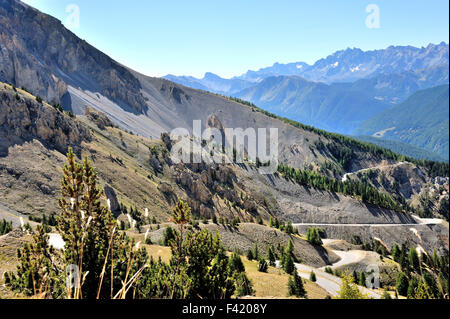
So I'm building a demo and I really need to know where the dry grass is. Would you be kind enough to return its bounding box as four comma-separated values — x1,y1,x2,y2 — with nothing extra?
144,244,172,263
138,242,330,299
242,257,329,299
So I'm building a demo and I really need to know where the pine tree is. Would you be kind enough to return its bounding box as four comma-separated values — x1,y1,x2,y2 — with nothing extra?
392,243,401,262
247,249,254,261
252,243,259,261
381,289,392,299
396,272,409,296
6,148,148,299
408,248,420,272
288,270,306,298
359,271,367,287
4,225,59,297
310,271,316,282
267,246,276,267
234,272,254,297
336,272,369,299
284,255,295,275
229,251,245,273
285,221,294,234
258,259,268,273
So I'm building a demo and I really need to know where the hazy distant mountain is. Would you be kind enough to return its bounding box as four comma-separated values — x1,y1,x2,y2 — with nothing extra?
165,44,448,137
340,65,449,104
355,85,449,160
164,72,253,95
354,136,447,162
234,75,392,134
236,62,311,83
165,43,449,97
236,43,449,84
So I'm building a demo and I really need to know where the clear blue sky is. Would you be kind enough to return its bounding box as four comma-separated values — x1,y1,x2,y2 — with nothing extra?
23,0,449,78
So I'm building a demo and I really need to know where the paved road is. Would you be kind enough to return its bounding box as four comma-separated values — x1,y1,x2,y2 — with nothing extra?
295,262,381,298
0,202,27,227
341,162,408,182
292,215,444,228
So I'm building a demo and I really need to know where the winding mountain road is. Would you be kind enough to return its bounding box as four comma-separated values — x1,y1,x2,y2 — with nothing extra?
295,262,381,298
341,161,409,182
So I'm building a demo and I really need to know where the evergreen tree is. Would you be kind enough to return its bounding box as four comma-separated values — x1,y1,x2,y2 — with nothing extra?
269,216,274,228
162,227,176,246
396,272,409,296
288,270,307,298
407,276,420,299
0,219,13,235
392,243,401,262
285,221,294,234
252,243,259,261
381,289,392,299
6,148,147,299
335,272,368,299
309,271,316,282
306,227,322,245
246,249,254,261
359,271,367,287
267,246,276,267
229,251,245,273
284,255,295,275
408,248,420,272
258,259,268,273
234,272,254,297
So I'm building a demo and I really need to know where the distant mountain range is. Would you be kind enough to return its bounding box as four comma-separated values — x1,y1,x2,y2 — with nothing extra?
233,75,392,134
164,72,253,95
164,43,449,161
355,85,449,160
165,42,448,91
236,42,449,83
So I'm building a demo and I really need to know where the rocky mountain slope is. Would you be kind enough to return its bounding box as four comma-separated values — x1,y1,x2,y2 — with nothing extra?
0,0,448,259
355,85,449,160
233,75,392,134
0,82,448,255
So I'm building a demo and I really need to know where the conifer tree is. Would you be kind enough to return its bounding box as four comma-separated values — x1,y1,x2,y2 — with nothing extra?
267,246,276,267
288,270,306,298
258,259,268,273
396,272,409,296
335,272,368,299
359,271,367,287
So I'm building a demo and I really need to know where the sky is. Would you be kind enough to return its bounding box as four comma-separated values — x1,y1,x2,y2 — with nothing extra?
22,0,449,79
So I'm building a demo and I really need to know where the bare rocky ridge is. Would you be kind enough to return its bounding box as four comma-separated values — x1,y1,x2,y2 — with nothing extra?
0,0,146,111
0,85,90,155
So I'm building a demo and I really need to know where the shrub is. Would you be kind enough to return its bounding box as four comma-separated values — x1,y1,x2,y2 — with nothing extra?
0,219,13,235
162,226,176,246
234,272,254,297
